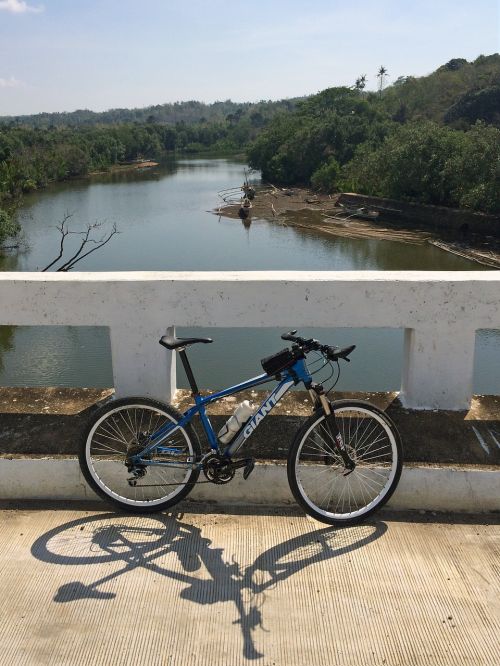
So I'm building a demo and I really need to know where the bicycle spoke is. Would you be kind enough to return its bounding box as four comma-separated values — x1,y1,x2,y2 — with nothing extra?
360,450,393,463
352,420,380,454
355,433,388,458
92,441,125,455
291,405,400,524
84,402,199,508
101,418,130,446
353,468,386,493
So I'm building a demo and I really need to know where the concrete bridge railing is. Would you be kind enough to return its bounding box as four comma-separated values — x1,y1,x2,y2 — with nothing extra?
0,271,499,410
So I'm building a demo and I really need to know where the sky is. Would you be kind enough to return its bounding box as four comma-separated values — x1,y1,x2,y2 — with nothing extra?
0,0,499,116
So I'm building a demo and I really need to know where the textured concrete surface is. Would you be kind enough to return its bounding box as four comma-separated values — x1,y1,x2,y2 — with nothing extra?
0,506,498,665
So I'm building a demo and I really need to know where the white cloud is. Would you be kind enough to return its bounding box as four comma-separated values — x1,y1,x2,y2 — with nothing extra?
0,76,24,88
0,0,44,13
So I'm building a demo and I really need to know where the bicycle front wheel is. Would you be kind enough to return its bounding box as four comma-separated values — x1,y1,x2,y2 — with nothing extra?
288,400,402,525
79,397,201,512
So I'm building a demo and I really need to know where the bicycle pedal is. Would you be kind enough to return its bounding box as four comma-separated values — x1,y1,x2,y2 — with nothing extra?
243,460,255,480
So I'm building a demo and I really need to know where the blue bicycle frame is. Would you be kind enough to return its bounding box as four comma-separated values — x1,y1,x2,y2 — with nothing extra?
132,357,313,470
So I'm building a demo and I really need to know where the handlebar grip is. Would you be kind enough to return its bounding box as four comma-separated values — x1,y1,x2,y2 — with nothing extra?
281,330,298,341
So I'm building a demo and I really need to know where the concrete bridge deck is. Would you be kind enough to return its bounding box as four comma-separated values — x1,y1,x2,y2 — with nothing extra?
0,504,498,665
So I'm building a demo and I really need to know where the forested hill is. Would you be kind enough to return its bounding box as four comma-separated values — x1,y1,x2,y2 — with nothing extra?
380,53,500,126
0,98,300,128
248,54,500,215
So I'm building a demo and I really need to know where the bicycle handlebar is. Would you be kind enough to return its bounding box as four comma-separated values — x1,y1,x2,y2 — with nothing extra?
281,330,356,362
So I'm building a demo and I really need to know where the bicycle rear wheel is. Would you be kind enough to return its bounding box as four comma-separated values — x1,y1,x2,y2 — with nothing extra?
79,397,201,512
287,400,402,525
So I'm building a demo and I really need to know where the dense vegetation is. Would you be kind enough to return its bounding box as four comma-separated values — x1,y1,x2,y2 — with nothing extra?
0,98,299,129
248,54,500,214
248,87,389,186
342,122,500,213
381,55,500,126
0,119,255,197
1,53,500,246
0,105,290,242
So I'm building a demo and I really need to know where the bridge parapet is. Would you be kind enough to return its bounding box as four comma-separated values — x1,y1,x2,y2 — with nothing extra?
0,271,499,410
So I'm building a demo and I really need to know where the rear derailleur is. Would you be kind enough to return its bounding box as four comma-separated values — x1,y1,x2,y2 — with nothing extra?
126,466,147,486
125,441,150,486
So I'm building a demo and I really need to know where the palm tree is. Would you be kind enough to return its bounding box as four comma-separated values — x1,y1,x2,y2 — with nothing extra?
377,66,388,95
355,74,367,91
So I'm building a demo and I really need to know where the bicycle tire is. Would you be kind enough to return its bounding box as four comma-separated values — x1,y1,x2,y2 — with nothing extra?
79,397,201,513
287,400,403,525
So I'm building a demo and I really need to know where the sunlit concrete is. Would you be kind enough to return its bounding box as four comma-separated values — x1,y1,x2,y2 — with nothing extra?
0,506,498,665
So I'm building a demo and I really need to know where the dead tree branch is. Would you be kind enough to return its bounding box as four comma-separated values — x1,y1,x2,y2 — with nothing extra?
60,223,119,271
41,216,119,271
41,212,74,271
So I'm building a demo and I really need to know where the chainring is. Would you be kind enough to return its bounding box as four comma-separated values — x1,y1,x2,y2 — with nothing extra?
203,454,235,485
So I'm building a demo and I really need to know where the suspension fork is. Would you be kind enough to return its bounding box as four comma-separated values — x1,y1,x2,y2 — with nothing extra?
308,385,356,473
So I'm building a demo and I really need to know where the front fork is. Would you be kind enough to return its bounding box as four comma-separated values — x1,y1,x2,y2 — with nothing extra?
308,384,356,475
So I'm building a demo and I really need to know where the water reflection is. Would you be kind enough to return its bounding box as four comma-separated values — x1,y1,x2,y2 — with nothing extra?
0,326,15,374
0,326,112,388
0,250,19,272
177,327,403,392
282,211,481,272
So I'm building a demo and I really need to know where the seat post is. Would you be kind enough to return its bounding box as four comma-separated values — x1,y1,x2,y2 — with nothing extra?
178,348,200,396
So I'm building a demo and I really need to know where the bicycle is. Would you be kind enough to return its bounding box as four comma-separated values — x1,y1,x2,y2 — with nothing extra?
79,331,403,525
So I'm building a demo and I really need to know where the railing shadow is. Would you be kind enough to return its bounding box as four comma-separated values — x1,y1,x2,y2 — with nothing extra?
31,512,387,661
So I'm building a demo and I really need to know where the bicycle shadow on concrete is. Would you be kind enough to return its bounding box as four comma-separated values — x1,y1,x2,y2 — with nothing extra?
31,511,387,661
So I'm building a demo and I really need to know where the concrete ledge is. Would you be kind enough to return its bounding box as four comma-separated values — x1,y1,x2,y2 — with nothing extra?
2,388,500,466
0,458,498,513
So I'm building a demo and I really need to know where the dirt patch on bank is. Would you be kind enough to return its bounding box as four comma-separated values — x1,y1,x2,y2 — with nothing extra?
215,186,340,218
214,186,500,267
89,160,159,176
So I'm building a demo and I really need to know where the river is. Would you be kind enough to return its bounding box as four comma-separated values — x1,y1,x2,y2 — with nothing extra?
1,156,498,394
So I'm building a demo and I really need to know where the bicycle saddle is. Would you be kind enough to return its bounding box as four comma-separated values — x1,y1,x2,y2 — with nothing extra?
159,335,213,350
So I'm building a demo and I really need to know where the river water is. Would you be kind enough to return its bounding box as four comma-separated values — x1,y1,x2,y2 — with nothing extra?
1,157,498,393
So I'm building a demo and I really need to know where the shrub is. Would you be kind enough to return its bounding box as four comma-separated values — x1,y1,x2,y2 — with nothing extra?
310,158,341,192
0,208,20,246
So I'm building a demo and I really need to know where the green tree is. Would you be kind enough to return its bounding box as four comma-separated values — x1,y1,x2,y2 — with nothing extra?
310,157,341,192
248,87,390,186
354,75,367,91
377,66,388,95
340,121,500,214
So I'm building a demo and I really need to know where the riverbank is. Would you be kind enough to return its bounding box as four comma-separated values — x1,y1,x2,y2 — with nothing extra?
88,159,159,176
215,186,500,268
